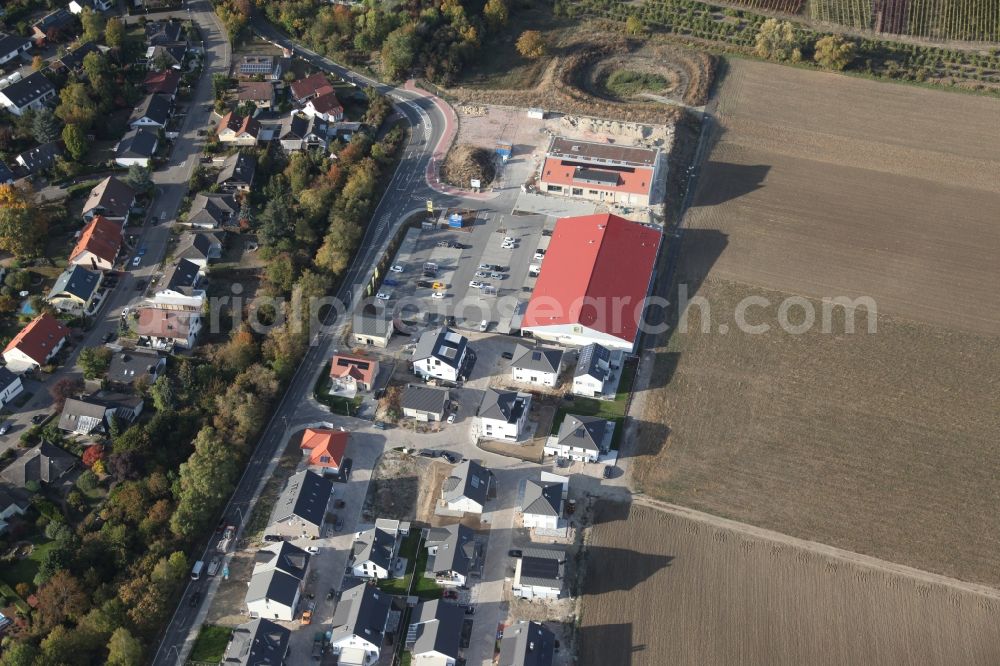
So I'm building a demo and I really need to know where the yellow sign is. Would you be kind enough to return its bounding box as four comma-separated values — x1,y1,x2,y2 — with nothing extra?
426,199,434,213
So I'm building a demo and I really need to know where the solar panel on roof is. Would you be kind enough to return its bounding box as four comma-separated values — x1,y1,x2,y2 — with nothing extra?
521,556,560,580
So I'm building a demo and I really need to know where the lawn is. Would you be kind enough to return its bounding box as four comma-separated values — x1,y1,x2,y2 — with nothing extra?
1,539,55,588
376,532,442,600
550,360,636,450
189,625,232,663
605,70,669,99
313,362,363,415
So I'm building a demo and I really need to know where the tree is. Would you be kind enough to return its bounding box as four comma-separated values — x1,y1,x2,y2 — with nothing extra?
32,108,61,143
81,7,105,43
62,123,89,161
149,375,174,412
0,184,48,259
484,0,509,31
625,15,646,36
35,570,90,633
50,377,84,411
106,627,143,666
516,30,547,59
105,17,125,48
77,469,99,491
56,82,98,129
82,446,104,469
0,641,39,666
31,55,44,71
125,164,152,192
814,34,856,70
78,345,112,379
170,427,239,538
380,26,417,80
755,19,802,62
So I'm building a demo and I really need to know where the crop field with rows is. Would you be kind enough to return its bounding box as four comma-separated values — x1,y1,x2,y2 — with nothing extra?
810,0,1000,41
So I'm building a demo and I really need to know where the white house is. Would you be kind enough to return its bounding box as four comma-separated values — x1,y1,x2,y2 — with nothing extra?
512,548,565,600
573,343,614,397
246,541,310,621
544,414,614,463
301,91,344,122
0,485,30,535
0,33,32,66
351,519,407,580
412,327,468,383
519,478,564,531
424,524,477,588
499,622,555,666
0,72,56,116
135,308,201,351
266,470,332,540
401,384,449,422
441,460,491,515
406,599,464,666
476,389,531,442
510,344,563,388
115,128,159,167
2,314,69,373
330,583,391,665
151,259,205,309
128,94,171,129
0,368,24,409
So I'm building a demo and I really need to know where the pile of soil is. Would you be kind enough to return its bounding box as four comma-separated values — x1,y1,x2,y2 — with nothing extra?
441,144,496,189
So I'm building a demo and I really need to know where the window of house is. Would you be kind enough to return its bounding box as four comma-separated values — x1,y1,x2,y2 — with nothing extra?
589,189,599,195
571,188,583,196
547,185,562,193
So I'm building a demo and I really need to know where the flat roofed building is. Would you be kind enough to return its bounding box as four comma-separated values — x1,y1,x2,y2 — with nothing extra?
538,136,660,207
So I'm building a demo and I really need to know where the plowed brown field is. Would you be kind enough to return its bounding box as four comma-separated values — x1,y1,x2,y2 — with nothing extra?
580,501,1000,666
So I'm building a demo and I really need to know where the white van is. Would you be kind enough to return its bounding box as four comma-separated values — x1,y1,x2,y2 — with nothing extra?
191,560,204,580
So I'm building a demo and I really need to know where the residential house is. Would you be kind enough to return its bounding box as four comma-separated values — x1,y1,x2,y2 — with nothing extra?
107,348,166,390
143,68,182,98
0,442,77,488
216,152,257,193
221,618,290,666
246,541,310,621
302,90,343,123
238,81,275,109
82,176,136,224
476,389,532,442
31,9,77,45
217,112,261,146
289,72,333,105
129,93,172,129
279,113,330,152
424,523,477,588
53,41,101,74
412,327,468,384
57,392,143,435
15,141,62,176
70,215,123,271
0,367,24,408
115,127,159,167
0,485,30,534
331,121,362,142
518,479,564,531
351,313,393,348
46,265,103,314
0,161,14,185
2,313,69,373
0,72,56,116
400,384,449,422
498,621,555,666
267,470,332,540
235,55,284,81
351,520,405,580
510,344,563,388
186,193,237,229
441,460,491,515
512,548,565,600
69,0,117,13
145,43,187,70
544,414,614,463
572,343,613,397
136,307,201,350
329,583,391,666
299,427,348,476
144,20,184,47
152,258,205,308
329,353,378,396
0,33,32,66
405,599,464,666
174,232,222,267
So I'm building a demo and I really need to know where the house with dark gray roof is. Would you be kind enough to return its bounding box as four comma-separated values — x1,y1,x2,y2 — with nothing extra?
83,176,136,222
31,9,77,44
0,33,32,67
15,141,62,175
329,583,391,664
477,388,532,442
268,470,332,539
0,72,56,116
146,43,187,69
174,232,222,267
0,483,31,534
499,621,555,666
0,161,14,185
144,20,184,47
412,326,468,383
58,392,143,435
222,618,290,666
425,523,477,587
46,265,102,314
405,599,464,665
0,442,77,488
572,342,621,397
129,93,172,129
55,41,101,73
253,541,310,579
544,414,614,463
152,258,205,309
441,459,491,514
401,384,449,422
511,344,563,387
186,192,237,229
512,548,565,600
115,128,158,167
352,313,393,348
217,152,257,193
246,542,310,621
351,519,405,580
107,348,166,390
518,478,564,531
0,366,24,408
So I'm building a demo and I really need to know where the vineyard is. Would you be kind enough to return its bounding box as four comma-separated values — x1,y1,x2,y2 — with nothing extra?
810,0,1000,41
725,0,805,11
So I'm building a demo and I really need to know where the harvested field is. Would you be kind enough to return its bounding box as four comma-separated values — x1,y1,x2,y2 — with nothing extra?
579,501,1000,666
632,58,1000,585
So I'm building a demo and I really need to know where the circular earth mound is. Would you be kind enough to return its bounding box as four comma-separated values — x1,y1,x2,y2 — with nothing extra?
441,144,496,189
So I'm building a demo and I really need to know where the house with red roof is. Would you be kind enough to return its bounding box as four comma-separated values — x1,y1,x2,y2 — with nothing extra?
2,314,70,373
520,213,661,352
143,68,182,99
329,353,379,397
537,137,661,207
299,427,348,474
289,73,334,105
69,215,123,272
302,91,343,123
217,112,261,146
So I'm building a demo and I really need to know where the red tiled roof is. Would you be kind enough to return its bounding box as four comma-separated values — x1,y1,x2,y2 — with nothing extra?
136,308,196,339
329,353,377,386
300,428,348,469
143,68,181,95
217,112,260,138
70,215,122,266
289,72,330,101
541,157,654,196
237,81,274,102
522,214,661,345
309,91,342,116
3,313,69,363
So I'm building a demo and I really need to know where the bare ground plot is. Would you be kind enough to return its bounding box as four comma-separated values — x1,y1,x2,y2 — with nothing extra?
579,501,1000,666
362,450,451,525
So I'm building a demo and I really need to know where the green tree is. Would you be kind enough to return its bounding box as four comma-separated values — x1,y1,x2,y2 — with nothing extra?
484,0,509,31
380,26,417,80
32,108,61,143
0,184,47,259
81,7,105,43
62,123,89,161
170,428,239,538
516,30,547,59
0,641,39,666
149,375,174,412
105,17,125,48
106,627,143,665
35,569,90,633
78,345,112,379
625,15,646,36
265,252,297,295
125,164,152,192
755,18,802,62
814,34,856,70
56,82,98,129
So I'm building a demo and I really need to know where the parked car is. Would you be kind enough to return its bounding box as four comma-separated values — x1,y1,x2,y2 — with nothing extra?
534,249,546,260
479,320,489,332
446,316,457,326
188,591,201,607
134,279,146,291
490,272,504,280
301,609,313,625
207,556,222,577
474,271,489,279
0,421,11,435
432,282,445,290
418,449,435,458
469,281,484,289
501,351,513,360
447,413,456,424
131,256,141,267
102,331,115,343
508,549,522,558
477,263,491,271
603,465,615,479
390,264,404,272
417,280,433,288
306,546,320,555
31,414,47,425
375,292,391,301
333,516,344,531
137,245,147,256
442,452,460,464
431,291,445,300
263,534,283,542
383,278,400,287
436,241,450,247
373,421,388,430
334,499,345,508
443,590,459,600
